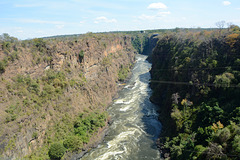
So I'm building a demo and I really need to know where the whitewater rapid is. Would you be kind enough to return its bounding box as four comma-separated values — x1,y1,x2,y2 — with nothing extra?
81,54,162,160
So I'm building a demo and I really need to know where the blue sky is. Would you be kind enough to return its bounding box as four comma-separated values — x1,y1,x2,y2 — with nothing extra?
1,0,240,39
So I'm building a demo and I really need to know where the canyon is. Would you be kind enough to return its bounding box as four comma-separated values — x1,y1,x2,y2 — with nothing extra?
0,33,142,159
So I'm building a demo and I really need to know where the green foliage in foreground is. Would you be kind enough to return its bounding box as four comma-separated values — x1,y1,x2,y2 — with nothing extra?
28,111,107,160
73,111,107,144
48,142,66,160
51,111,107,159
63,135,83,152
3,69,106,159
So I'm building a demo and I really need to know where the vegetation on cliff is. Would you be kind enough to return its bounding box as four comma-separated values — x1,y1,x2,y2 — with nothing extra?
150,25,240,159
0,32,135,159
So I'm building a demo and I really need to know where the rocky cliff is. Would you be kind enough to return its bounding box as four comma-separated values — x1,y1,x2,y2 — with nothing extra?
142,34,159,56
149,28,240,159
0,33,136,159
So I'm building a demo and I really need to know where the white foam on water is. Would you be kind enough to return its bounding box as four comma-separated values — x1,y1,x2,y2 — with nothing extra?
107,128,140,149
132,83,138,90
118,94,138,109
119,105,131,111
122,97,135,105
145,107,159,117
81,55,162,160
133,125,148,136
96,151,124,160
114,99,124,104
145,86,151,92
130,79,139,90
151,109,158,116
140,87,148,95
126,114,138,122
136,56,143,62
124,83,137,90
124,85,130,89
99,128,142,160
139,81,147,89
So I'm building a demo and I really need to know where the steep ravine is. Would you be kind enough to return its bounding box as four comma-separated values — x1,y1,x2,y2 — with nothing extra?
0,34,136,159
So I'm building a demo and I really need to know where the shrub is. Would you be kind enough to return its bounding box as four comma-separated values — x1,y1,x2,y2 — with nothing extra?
102,56,112,66
79,50,84,63
215,127,231,144
0,61,6,73
28,80,40,94
2,41,11,52
8,51,19,62
214,72,235,88
193,145,206,159
48,142,66,160
43,84,55,95
63,136,83,151
232,135,240,153
33,38,46,52
32,132,38,139
118,65,130,81
73,112,107,144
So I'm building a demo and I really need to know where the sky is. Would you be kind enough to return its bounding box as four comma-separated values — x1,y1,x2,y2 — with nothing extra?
1,0,240,39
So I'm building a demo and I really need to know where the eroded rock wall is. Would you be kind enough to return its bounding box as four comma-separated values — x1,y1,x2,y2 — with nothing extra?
0,34,136,159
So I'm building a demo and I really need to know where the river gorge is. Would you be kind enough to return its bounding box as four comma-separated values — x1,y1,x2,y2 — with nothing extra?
81,54,162,160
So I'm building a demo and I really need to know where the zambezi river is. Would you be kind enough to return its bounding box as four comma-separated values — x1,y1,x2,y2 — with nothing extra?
81,54,162,160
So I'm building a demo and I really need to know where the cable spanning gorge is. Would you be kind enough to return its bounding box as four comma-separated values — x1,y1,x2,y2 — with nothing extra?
81,55,162,160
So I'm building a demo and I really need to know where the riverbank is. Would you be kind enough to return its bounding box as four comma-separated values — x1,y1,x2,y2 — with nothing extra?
64,119,110,160
69,58,136,160
149,96,176,159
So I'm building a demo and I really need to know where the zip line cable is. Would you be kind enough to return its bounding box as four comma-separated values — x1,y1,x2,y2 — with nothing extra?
149,65,240,88
150,80,240,88
164,148,240,157
152,66,240,71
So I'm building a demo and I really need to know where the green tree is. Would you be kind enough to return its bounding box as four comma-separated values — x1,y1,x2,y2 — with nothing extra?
63,136,83,151
48,142,66,160
79,50,84,63
0,61,6,73
214,72,234,88
232,135,240,153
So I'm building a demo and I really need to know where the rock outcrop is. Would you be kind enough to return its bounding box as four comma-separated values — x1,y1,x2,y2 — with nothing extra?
0,33,136,159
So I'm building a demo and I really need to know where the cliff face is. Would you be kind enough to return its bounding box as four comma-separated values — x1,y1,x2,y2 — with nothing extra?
0,33,136,159
142,34,159,56
149,28,240,159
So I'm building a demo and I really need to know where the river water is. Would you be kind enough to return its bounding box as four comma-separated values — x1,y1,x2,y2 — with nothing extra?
81,54,162,160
